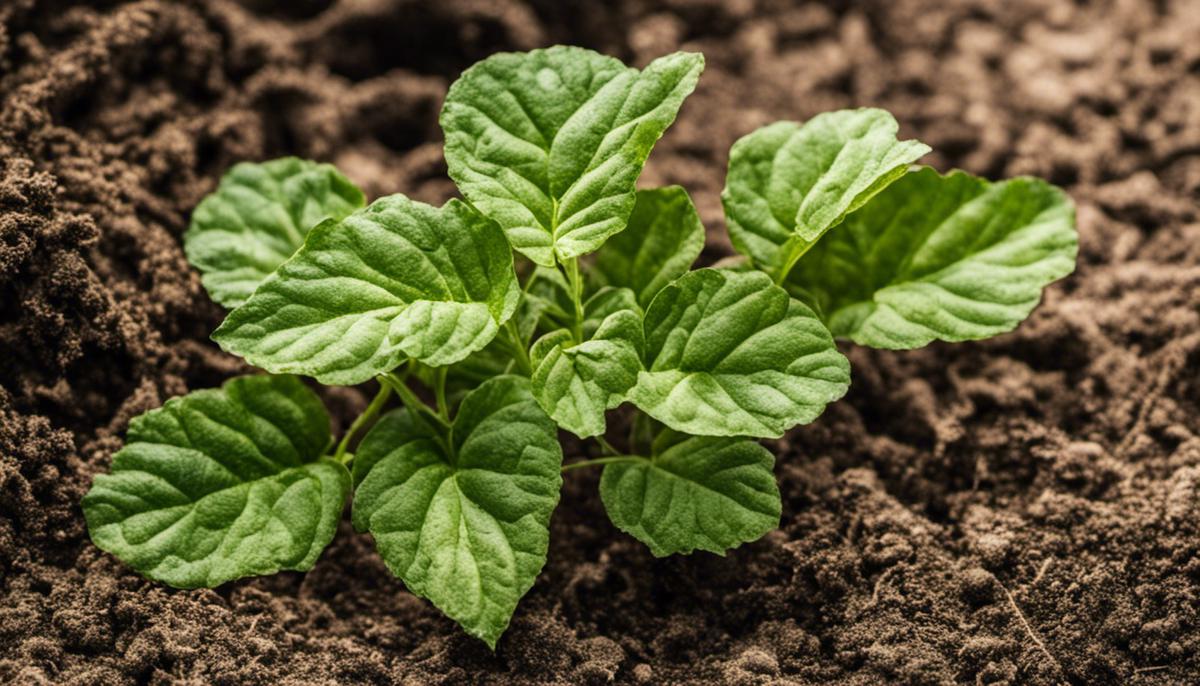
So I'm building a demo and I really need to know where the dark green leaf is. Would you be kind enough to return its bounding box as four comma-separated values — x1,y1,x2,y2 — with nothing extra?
83,375,348,588
352,376,562,648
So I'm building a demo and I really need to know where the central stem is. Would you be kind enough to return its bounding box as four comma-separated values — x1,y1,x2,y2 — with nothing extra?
563,256,585,343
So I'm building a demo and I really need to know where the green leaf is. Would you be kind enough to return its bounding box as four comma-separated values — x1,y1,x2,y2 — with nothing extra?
630,268,849,438
441,46,704,266
530,288,643,438
352,376,563,649
185,158,365,308
787,167,1078,349
722,109,930,278
600,434,781,556
591,186,706,308
212,196,519,386
82,375,348,589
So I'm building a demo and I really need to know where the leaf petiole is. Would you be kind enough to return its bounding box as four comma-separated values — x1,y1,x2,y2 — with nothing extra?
434,366,450,423
562,256,585,343
594,435,622,456
504,318,533,375
381,372,449,429
561,455,645,472
332,381,394,464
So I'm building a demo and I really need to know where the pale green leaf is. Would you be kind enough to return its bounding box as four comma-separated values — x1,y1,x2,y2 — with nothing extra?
441,46,704,266
630,268,849,438
352,376,563,648
600,434,781,556
787,167,1078,349
591,186,706,308
722,109,930,278
530,288,643,438
212,196,519,385
185,158,365,307
82,375,348,589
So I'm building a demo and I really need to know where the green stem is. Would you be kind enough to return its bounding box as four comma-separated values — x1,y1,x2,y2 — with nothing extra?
504,318,534,375
561,455,645,473
382,371,456,463
434,366,450,423
382,372,449,429
563,256,585,343
594,435,621,456
333,382,393,464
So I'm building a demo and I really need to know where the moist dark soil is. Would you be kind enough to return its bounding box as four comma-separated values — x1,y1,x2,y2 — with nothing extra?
2,1,1199,684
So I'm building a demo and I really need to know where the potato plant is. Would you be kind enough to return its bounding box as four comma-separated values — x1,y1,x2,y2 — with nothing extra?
83,46,1077,648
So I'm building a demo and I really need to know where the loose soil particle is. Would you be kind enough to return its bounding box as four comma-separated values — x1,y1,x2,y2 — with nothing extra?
2,1,1199,684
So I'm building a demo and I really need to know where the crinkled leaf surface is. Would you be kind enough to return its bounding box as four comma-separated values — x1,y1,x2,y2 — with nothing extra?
630,268,850,438
722,109,929,277
600,432,780,556
591,186,705,308
185,158,365,308
82,375,348,589
441,46,704,266
530,288,643,438
213,196,519,385
352,376,562,648
787,167,1078,349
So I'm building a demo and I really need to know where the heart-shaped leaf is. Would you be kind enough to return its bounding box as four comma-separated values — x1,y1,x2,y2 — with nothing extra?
591,186,706,308
630,268,849,438
212,196,519,385
600,432,781,556
185,158,365,308
82,375,348,588
352,376,562,649
530,288,644,438
787,167,1078,349
722,109,929,279
441,46,704,266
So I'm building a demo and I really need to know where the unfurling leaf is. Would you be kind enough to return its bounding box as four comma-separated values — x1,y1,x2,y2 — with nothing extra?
185,158,365,308
722,109,929,279
82,375,348,588
787,167,1078,349
591,186,706,308
630,268,849,438
352,376,562,649
600,432,781,556
212,196,519,386
441,46,704,266
530,288,644,438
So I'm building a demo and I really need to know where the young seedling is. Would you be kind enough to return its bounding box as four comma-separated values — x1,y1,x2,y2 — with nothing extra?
84,45,1077,648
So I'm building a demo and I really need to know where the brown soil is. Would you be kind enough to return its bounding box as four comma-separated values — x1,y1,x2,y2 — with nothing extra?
2,0,1199,684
